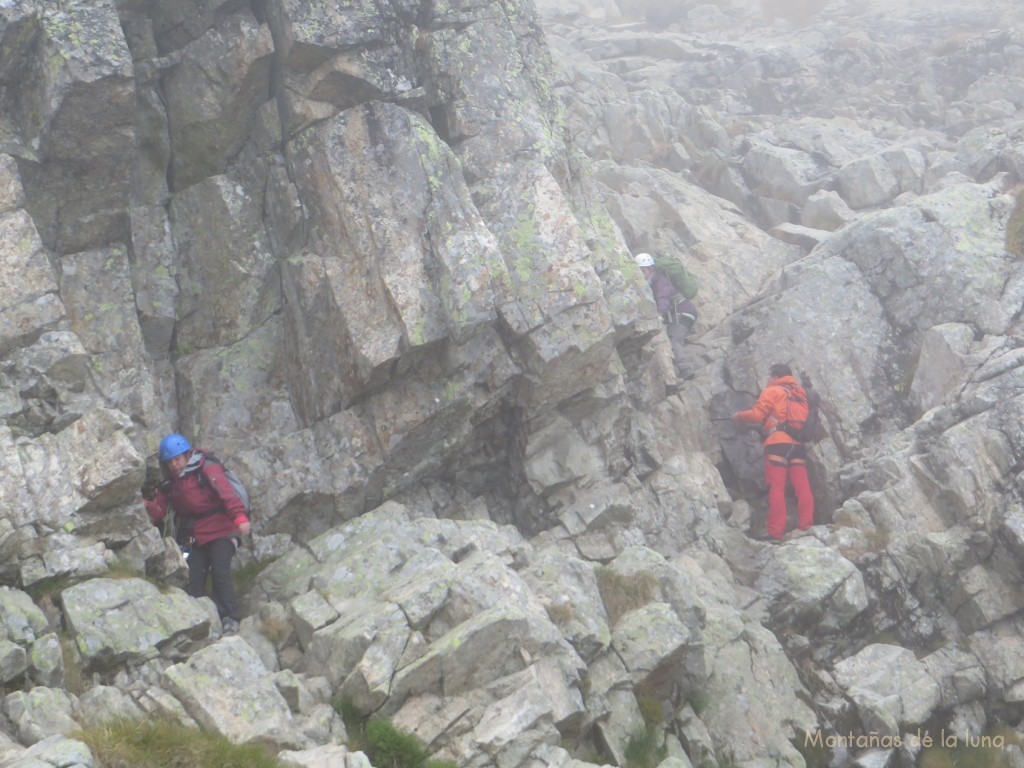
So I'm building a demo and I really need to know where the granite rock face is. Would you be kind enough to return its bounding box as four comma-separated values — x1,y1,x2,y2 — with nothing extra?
3,0,1024,765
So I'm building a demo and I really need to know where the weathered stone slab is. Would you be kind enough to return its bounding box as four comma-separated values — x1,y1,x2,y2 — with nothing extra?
162,636,307,749
60,577,210,670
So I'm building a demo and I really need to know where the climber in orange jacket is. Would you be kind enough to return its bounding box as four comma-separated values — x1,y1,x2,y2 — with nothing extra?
732,363,814,540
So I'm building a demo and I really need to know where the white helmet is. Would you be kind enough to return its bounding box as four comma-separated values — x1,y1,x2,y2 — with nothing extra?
634,252,655,267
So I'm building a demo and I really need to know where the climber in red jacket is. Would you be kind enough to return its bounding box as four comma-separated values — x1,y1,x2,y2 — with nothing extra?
144,433,250,634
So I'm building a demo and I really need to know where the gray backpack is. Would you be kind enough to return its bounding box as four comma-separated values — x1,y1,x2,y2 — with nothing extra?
197,452,251,515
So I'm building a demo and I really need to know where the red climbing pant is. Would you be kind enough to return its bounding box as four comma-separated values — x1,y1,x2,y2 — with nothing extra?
764,444,814,539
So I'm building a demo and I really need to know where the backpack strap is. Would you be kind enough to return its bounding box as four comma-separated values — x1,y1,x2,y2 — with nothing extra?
777,382,809,440
190,456,233,520
761,382,797,438
666,295,696,327
673,297,697,327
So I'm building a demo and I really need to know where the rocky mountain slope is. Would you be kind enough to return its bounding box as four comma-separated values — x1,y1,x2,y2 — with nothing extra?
1,0,1024,766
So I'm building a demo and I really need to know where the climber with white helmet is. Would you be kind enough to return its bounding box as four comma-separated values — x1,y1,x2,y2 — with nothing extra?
635,252,697,382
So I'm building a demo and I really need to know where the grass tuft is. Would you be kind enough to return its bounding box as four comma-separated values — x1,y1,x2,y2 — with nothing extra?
76,718,285,768
624,725,667,768
363,718,457,768
919,724,1024,768
330,701,456,768
685,689,710,716
636,693,664,727
595,567,658,627
60,633,86,696
331,695,365,747
1006,185,1024,257
24,576,75,603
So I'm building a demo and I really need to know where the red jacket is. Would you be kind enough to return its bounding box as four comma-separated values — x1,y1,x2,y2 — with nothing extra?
733,375,804,446
145,450,248,546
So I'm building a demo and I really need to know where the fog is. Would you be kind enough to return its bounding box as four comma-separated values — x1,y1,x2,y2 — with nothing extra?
537,0,1018,37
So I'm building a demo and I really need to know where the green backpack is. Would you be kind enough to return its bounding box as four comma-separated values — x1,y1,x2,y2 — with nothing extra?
653,253,699,299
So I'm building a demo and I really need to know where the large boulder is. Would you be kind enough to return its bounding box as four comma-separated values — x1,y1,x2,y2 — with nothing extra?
833,644,942,736
836,154,901,209
755,538,869,633
264,0,420,137
162,636,314,749
162,11,274,190
3,409,148,586
6,0,135,254
284,101,510,416
823,183,1023,340
59,246,159,425
169,174,280,352
0,204,64,360
0,735,93,767
741,141,829,206
2,687,80,746
677,542,818,766
255,504,589,763
60,577,211,672
0,588,60,687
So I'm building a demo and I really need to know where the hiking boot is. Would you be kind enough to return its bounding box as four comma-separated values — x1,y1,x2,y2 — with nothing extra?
222,617,240,635
783,527,814,542
748,526,784,543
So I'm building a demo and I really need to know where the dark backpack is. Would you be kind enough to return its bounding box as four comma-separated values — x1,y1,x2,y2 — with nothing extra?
779,382,823,443
653,252,699,299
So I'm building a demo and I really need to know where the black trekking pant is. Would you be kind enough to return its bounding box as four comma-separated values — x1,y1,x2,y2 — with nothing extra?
187,536,241,621
665,318,693,377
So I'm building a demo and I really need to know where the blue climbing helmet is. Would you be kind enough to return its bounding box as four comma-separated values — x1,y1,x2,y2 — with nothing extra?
159,433,192,462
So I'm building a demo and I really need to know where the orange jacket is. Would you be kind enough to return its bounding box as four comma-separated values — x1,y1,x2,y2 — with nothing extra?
733,375,803,446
